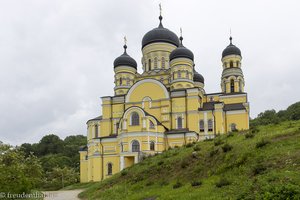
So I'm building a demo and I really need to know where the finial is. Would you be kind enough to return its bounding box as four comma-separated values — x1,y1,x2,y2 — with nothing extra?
179,27,183,45
123,36,127,53
158,3,163,27
229,28,232,45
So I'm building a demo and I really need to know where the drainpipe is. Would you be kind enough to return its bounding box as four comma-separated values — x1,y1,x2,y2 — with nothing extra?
99,138,104,181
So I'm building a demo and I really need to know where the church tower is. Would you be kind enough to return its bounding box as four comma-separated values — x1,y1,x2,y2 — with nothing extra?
113,43,137,95
169,35,195,90
221,37,244,93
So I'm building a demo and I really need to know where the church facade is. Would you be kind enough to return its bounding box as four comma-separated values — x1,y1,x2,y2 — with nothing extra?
79,14,249,182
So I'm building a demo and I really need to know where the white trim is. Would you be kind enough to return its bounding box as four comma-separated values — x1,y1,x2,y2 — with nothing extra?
220,94,247,98
125,79,169,102
119,132,164,139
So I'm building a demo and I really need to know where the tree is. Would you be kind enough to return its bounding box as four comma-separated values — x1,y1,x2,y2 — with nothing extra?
36,134,64,156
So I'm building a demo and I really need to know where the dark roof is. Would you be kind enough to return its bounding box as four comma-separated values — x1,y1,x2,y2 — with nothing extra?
198,102,217,111
193,70,204,83
79,145,87,151
114,45,137,69
222,37,242,58
220,92,246,96
165,128,189,134
87,115,102,123
96,135,118,139
142,16,179,48
144,110,163,125
223,103,245,111
169,37,194,61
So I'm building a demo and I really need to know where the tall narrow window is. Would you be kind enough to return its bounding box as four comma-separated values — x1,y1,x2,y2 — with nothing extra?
149,120,155,129
230,79,235,93
131,112,139,126
199,120,204,132
126,77,130,86
177,116,183,129
161,57,165,68
236,61,239,67
231,123,237,131
95,125,98,138
208,119,213,132
185,71,189,79
230,61,234,68
119,77,122,86
132,140,140,152
149,59,152,70
154,57,158,69
150,141,155,151
107,163,112,175
178,71,181,78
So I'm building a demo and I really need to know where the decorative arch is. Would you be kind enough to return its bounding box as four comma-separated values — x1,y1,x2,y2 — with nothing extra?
150,141,155,151
131,140,140,152
142,96,152,108
107,162,113,175
125,79,169,102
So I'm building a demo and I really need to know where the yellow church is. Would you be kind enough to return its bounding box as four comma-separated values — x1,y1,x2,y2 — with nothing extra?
79,13,249,182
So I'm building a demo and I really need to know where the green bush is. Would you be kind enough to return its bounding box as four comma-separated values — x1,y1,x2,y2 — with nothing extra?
193,145,201,151
191,180,202,187
157,161,164,166
121,170,128,176
259,184,300,200
209,148,219,157
173,181,183,189
185,143,194,148
252,164,267,175
227,132,235,137
180,158,190,168
222,144,233,152
245,132,255,139
214,138,224,146
216,177,231,188
256,139,270,148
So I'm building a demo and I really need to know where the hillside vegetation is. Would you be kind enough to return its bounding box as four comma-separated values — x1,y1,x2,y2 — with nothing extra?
79,120,300,200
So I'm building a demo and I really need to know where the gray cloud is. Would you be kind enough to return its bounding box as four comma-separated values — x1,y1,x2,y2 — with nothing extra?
0,0,299,145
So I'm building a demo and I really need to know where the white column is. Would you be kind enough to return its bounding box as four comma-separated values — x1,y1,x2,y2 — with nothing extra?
124,119,127,129
134,155,138,163
120,156,124,170
143,118,146,128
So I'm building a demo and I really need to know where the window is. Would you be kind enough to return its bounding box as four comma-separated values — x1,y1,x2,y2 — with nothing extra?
149,59,152,70
177,116,183,129
199,120,204,132
149,120,155,129
224,62,227,68
107,163,112,175
160,77,164,82
230,79,235,93
230,61,234,68
231,123,237,131
119,77,122,85
154,57,158,68
178,71,181,78
131,112,139,126
161,57,165,68
95,125,98,138
132,140,140,152
150,141,155,151
185,71,189,79
85,155,88,160
236,61,239,67
126,78,130,86
208,119,213,132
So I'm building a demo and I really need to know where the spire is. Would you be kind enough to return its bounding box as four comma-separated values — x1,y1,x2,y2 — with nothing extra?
158,3,163,28
229,28,233,45
179,27,183,46
123,36,127,54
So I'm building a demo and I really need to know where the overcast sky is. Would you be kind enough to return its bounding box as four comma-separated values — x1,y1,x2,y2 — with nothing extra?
0,0,299,145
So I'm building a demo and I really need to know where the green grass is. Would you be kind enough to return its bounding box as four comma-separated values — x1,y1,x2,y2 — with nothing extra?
79,120,300,200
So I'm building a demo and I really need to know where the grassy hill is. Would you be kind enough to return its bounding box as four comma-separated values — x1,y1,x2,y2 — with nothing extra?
79,120,300,200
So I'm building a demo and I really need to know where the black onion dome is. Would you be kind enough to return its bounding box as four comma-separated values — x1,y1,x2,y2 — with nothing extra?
193,70,204,83
113,45,137,69
222,37,242,58
170,36,194,61
142,16,180,48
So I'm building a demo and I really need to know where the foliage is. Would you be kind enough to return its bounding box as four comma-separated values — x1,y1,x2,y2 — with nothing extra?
256,139,270,148
191,180,202,187
222,143,233,152
173,181,183,189
215,177,231,188
0,142,43,194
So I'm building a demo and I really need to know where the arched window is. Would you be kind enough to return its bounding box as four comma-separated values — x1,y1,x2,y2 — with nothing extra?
230,61,234,68
107,163,112,175
199,120,204,132
149,120,155,129
236,61,239,67
132,140,140,152
224,62,227,68
231,123,237,131
149,59,152,70
161,57,165,68
131,112,139,126
178,71,181,78
154,57,158,68
94,125,98,138
126,77,130,86
185,71,189,79
177,116,183,129
150,141,155,151
208,119,213,132
119,77,122,86
230,79,235,93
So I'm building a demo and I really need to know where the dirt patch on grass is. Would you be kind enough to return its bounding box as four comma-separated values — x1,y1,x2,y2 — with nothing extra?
271,131,300,142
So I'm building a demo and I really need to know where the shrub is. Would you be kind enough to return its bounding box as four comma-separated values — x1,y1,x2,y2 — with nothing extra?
222,144,233,152
227,132,235,137
256,139,270,148
191,180,202,187
180,158,190,168
145,181,154,186
121,170,128,176
204,138,214,142
185,143,194,148
245,132,255,139
259,184,300,200
173,181,183,189
191,151,199,159
252,164,267,175
216,177,231,188
160,180,169,186
193,145,201,151
157,161,164,166
209,148,219,157
214,138,224,146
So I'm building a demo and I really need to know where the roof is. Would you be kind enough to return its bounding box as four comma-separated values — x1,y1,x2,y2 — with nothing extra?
223,103,246,111
86,115,102,123
222,37,242,58
198,102,218,111
169,37,194,61
113,45,137,69
79,145,87,151
165,128,189,134
95,135,118,139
